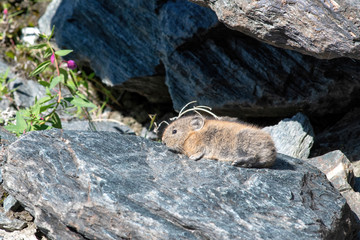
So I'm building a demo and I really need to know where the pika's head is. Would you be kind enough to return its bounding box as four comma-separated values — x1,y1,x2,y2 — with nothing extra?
162,115,205,152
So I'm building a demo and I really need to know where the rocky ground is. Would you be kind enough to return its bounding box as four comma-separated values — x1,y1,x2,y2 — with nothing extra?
0,0,359,239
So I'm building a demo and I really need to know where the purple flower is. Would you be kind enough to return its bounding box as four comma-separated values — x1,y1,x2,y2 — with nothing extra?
50,53,55,64
66,60,77,70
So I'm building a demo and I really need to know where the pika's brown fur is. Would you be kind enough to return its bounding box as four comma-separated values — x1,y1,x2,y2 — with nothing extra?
162,115,276,168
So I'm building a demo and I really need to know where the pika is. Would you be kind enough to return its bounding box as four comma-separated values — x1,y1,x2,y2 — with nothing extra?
162,115,276,168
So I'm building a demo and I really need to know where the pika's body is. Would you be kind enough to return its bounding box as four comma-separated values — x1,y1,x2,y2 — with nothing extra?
162,116,276,168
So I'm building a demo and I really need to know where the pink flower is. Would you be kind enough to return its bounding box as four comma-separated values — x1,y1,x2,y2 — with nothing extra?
3,9,8,15
50,53,55,64
66,60,77,70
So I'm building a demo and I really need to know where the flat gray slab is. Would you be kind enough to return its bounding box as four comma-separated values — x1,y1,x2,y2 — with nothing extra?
2,130,357,239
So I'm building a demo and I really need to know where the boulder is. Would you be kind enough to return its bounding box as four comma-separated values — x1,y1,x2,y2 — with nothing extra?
0,222,40,240
9,78,46,108
61,120,135,134
0,127,17,149
263,112,314,159
353,160,360,193
0,59,46,110
2,130,358,239
41,0,218,105
308,150,360,224
190,0,360,60
39,0,360,119
0,213,27,232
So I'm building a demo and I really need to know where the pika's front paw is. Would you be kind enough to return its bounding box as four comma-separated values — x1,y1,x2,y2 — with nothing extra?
189,152,205,161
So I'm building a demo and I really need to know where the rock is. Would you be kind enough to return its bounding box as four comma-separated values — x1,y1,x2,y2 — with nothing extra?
0,61,14,111
0,212,27,232
2,130,358,239
0,59,47,110
46,0,217,103
0,127,17,149
3,196,19,214
312,107,360,162
0,222,42,240
9,78,46,109
38,0,62,36
353,160,360,193
140,127,158,140
61,120,135,134
21,27,40,45
190,0,360,60
308,151,360,225
40,0,360,119
263,113,314,159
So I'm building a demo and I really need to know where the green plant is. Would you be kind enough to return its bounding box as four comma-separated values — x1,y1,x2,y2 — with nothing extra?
4,27,97,136
0,68,16,101
145,114,157,139
1,3,24,45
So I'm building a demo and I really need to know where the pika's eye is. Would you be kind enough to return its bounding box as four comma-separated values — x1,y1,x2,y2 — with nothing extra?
172,129,177,134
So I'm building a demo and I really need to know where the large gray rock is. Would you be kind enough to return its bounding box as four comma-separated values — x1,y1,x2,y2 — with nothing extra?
0,59,46,109
38,0,62,36
9,78,46,108
2,130,358,239
61,120,135,134
46,0,217,104
263,113,314,159
190,0,360,60
40,0,360,119
308,150,360,225
0,213,27,232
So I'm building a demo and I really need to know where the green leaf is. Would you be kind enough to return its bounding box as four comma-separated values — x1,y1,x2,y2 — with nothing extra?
51,112,62,129
38,33,48,39
38,80,50,88
37,96,52,105
5,112,27,135
50,75,64,89
15,111,27,130
59,68,68,83
44,47,53,58
55,50,73,57
29,43,47,50
30,60,51,76
34,124,52,131
65,96,97,108
40,102,56,113
9,10,23,18
5,51,14,59
88,72,95,80
4,125,22,135
48,25,55,40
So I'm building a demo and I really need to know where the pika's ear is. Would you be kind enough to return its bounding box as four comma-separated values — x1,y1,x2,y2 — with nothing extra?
190,116,204,131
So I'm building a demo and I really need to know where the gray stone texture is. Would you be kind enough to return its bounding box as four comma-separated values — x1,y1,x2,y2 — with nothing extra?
308,150,360,225
0,213,27,232
0,59,46,110
35,0,360,119
190,0,360,60
263,113,314,159
61,120,135,134
2,130,358,239
3,195,19,214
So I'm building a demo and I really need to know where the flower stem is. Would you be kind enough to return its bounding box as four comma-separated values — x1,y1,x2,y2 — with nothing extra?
47,40,62,103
